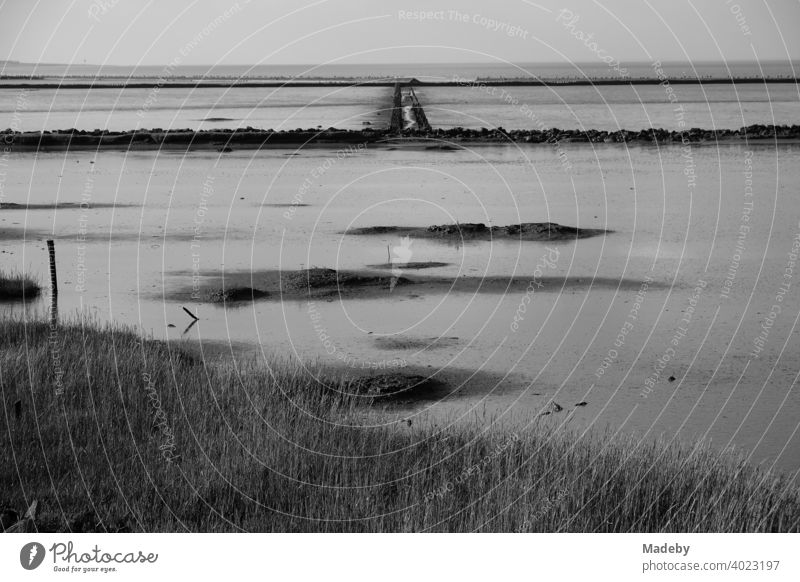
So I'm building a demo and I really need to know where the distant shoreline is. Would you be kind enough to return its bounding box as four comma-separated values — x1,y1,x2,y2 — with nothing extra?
3,124,798,151
1,77,799,90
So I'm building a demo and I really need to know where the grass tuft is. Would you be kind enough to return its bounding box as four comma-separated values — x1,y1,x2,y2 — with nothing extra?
0,269,41,300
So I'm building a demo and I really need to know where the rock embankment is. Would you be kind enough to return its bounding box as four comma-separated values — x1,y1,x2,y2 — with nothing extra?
2,124,798,150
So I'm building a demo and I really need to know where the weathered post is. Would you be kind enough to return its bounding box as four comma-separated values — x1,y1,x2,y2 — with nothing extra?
46,239,58,296
46,239,58,325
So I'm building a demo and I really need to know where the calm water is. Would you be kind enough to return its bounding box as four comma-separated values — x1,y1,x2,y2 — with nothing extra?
3,142,800,474
419,83,800,130
2,81,797,132
0,85,392,132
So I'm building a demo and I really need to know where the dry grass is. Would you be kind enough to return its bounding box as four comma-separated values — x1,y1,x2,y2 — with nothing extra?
1,318,799,532
0,270,41,300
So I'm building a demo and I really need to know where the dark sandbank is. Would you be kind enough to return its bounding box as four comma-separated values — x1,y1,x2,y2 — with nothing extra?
347,222,609,241
374,336,460,351
167,267,665,303
205,287,270,304
260,202,310,208
175,338,511,404
345,374,444,400
179,268,410,304
326,362,533,404
1,202,137,210
365,261,450,270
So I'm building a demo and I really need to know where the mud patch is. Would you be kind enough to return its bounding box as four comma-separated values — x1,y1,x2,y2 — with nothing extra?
346,373,443,400
206,287,270,304
260,203,310,208
366,261,450,270
374,336,459,351
1,202,137,210
346,222,609,241
166,267,667,304
171,267,412,303
281,268,411,296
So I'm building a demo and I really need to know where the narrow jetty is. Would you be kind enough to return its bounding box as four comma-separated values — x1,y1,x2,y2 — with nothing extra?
388,78,431,133
408,87,431,132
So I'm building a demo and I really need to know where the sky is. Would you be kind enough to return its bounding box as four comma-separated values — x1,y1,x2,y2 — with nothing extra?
0,0,798,67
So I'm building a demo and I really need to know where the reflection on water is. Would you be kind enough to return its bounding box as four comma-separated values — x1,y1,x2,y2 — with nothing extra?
419,83,800,131
0,85,393,132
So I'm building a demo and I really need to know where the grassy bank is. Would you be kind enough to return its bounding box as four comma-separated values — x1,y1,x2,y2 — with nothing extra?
1,319,798,532
0,270,40,300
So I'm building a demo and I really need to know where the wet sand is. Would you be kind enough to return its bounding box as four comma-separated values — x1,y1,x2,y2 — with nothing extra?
176,336,528,405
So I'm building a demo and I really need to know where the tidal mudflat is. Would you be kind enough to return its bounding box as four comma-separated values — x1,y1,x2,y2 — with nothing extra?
2,140,800,481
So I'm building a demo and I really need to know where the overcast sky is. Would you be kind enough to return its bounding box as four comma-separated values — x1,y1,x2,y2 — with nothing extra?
1,0,798,66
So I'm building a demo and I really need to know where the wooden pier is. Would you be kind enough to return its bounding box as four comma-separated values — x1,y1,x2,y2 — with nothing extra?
408,86,431,132
389,82,404,132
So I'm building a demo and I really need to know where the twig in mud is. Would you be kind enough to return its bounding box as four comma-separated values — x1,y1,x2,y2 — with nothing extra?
182,319,198,336
182,306,199,321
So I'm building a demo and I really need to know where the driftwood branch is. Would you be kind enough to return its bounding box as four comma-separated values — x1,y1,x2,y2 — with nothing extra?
182,306,199,321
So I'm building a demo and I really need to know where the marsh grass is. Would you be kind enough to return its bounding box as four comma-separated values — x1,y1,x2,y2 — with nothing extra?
1,318,799,532
0,269,41,300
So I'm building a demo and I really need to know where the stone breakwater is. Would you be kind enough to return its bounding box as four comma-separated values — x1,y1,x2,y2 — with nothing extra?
417,123,800,144
2,124,798,150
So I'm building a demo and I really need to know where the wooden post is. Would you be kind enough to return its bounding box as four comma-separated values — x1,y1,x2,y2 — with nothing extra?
46,240,58,296
46,239,58,325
